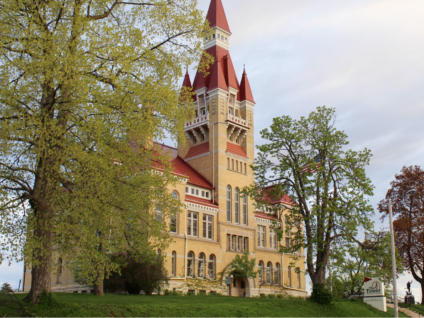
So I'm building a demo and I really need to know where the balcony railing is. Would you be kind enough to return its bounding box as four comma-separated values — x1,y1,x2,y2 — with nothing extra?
227,113,248,127
185,112,209,130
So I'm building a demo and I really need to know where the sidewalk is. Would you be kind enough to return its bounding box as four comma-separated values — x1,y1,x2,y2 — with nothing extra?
387,304,422,318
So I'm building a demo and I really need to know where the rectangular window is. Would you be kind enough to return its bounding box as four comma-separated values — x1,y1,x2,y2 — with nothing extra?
196,189,199,196
187,212,198,236
244,163,247,174
270,229,277,249
155,206,163,222
191,188,195,195
244,237,249,252
228,158,230,169
232,159,234,170
232,235,236,251
227,234,231,251
170,212,177,233
206,192,209,198
238,237,242,251
186,187,189,193
286,236,290,249
235,109,239,116
258,225,265,247
201,191,205,197
242,196,248,225
203,215,213,239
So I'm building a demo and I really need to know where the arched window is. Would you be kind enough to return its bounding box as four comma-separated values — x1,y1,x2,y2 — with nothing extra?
198,253,205,278
235,188,240,223
266,262,272,285
57,258,63,284
258,261,264,284
275,263,280,286
187,252,195,277
227,186,232,222
172,251,177,277
208,255,216,279
242,195,248,225
170,192,178,233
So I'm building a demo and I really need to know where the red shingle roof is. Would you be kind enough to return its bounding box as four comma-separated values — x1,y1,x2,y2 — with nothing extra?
238,68,255,103
171,156,213,189
185,142,210,159
205,0,231,34
226,142,248,158
185,195,218,208
261,185,294,205
255,212,281,222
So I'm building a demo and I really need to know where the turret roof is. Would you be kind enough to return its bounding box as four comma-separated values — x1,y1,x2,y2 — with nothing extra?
206,0,231,34
238,68,255,103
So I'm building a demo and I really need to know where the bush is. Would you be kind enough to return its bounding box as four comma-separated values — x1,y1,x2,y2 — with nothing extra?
104,251,168,295
1,283,12,293
268,294,276,299
311,285,333,305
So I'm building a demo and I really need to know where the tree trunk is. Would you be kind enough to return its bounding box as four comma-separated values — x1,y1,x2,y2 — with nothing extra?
93,241,105,296
24,218,53,304
421,282,424,305
313,264,326,287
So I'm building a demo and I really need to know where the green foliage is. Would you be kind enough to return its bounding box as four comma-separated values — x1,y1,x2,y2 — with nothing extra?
104,251,168,295
0,283,12,293
37,290,60,309
311,285,334,305
0,0,212,300
243,107,375,286
227,250,258,279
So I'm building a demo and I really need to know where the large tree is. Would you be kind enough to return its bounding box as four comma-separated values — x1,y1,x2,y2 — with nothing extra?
244,107,375,289
0,0,210,303
378,165,424,304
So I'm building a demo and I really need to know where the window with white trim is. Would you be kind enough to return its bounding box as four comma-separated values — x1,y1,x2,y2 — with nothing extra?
187,212,198,236
257,225,265,247
242,195,248,225
269,228,277,249
235,188,240,223
203,215,213,240
227,185,232,222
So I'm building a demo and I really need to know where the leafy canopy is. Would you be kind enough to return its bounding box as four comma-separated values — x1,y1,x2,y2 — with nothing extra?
244,106,375,286
0,0,212,295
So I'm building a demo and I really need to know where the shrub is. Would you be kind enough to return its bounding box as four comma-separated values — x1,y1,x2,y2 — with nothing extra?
1,283,12,293
268,294,276,299
104,251,168,295
311,285,333,305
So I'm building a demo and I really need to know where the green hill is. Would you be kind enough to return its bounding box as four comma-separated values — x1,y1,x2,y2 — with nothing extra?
3,293,409,317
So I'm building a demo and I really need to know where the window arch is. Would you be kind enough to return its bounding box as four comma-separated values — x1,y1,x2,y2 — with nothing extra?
242,195,248,225
235,188,240,223
258,261,264,284
172,191,179,199
275,263,280,286
227,186,232,222
187,251,195,277
266,262,272,285
208,254,216,279
198,253,205,278
172,251,177,277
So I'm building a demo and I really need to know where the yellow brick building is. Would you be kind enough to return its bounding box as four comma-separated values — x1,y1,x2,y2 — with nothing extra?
23,0,307,297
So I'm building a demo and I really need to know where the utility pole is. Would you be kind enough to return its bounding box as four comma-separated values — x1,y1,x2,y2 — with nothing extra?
389,199,398,318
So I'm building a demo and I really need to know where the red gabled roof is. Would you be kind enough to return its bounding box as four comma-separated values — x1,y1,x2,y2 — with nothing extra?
261,185,294,206
185,142,210,159
171,156,213,189
185,195,218,208
193,46,239,93
226,142,248,158
205,0,231,34
238,68,255,103
255,212,281,222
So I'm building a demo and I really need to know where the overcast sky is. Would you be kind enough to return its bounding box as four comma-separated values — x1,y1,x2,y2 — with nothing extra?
2,0,423,301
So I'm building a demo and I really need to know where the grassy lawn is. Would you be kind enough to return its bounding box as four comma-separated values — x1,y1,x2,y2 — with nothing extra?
3,293,409,317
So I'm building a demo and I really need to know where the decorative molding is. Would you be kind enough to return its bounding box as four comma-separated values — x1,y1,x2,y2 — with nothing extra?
186,202,218,214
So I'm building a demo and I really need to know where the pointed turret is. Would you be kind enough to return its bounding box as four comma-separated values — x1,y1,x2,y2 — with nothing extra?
182,69,192,89
206,0,231,34
238,68,255,103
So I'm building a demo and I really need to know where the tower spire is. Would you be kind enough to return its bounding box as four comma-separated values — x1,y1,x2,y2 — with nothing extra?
238,67,255,103
206,0,231,34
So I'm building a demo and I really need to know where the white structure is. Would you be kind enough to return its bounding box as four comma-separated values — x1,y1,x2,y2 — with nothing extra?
363,278,387,312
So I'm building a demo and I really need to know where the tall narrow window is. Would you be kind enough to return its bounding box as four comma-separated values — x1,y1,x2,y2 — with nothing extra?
227,234,231,250
170,192,178,233
275,263,280,286
236,161,238,172
242,195,248,225
266,262,272,285
208,255,216,279
188,212,198,236
257,225,265,247
244,163,247,175
232,235,236,250
155,206,163,222
203,215,213,239
172,251,177,277
187,252,195,277
244,237,249,252
270,229,277,249
227,186,232,222
198,253,205,278
298,271,301,288
288,267,292,287
57,258,62,284
238,236,242,251
227,158,230,169
235,188,240,223
258,261,264,284
232,159,234,170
